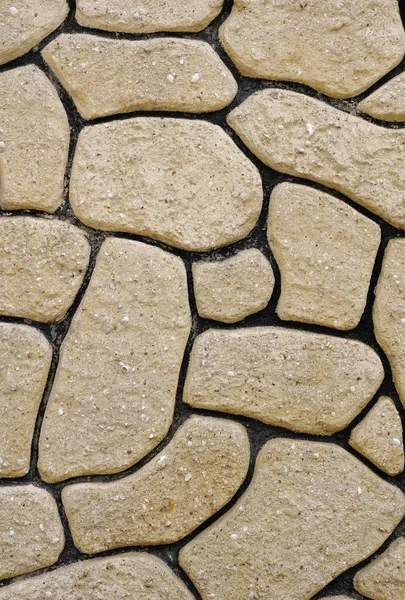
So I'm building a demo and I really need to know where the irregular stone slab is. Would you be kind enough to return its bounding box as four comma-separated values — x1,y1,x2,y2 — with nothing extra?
220,0,405,99
268,183,380,330
0,324,52,478
38,238,191,483
354,536,405,600
0,485,64,580
359,73,405,122
183,327,384,435
228,89,405,229
0,0,68,65
42,34,237,120
63,416,249,553
0,553,195,600
350,397,404,476
0,217,90,322
193,249,274,323
76,0,223,33
70,118,262,251
180,439,405,600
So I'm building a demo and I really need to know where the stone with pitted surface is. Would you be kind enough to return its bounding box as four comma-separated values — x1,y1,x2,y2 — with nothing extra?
354,536,405,600
359,73,405,122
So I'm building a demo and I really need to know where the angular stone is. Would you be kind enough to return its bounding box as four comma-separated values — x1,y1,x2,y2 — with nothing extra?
0,324,52,477
62,416,249,554
193,249,274,323
350,397,404,476
359,73,405,122
38,238,191,483
0,217,90,322
76,0,223,33
228,89,405,229
183,327,384,435
42,34,237,120
0,485,64,580
180,439,405,600
0,0,68,65
0,65,69,212
354,536,405,600
268,182,380,330
0,553,195,600
71,118,262,251
220,0,405,99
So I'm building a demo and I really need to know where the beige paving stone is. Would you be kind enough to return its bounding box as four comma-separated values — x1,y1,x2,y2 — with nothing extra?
359,72,405,121
180,438,405,600
354,536,405,600
0,217,90,322
0,65,69,212
70,118,262,252
0,485,64,581
38,237,191,483
192,249,274,323
183,327,384,435
219,0,405,99
0,0,68,65
319,597,354,600
62,416,249,553
76,0,223,33
268,182,380,330
0,553,195,600
228,89,405,229
0,324,52,478
42,34,237,120
349,397,404,476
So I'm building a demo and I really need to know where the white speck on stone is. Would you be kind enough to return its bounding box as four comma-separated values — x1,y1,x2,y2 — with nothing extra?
57,407,64,416
185,473,192,482
9,7,19,16
393,437,401,445
191,73,200,83
167,74,174,83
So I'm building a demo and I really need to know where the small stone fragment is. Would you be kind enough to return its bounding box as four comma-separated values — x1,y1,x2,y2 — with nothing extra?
354,536,405,600
192,249,274,323
70,118,262,251
0,217,90,322
183,327,384,435
180,439,405,600
0,65,69,212
0,485,64,580
38,238,191,482
0,324,52,477
220,0,405,99
62,416,249,553
359,72,405,121
349,397,404,476
43,34,237,119
228,89,405,229
268,182,380,330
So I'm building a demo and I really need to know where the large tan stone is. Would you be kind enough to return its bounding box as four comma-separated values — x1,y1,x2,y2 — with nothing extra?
0,552,195,600
354,536,405,600
0,217,90,322
0,65,69,212
42,34,237,120
268,182,380,330
62,416,249,554
180,439,405,600
359,73,405,121
0,324,52,477
183,327,384,435
228,89,405,229
220,0,405,99
70,118,262,251
38,237,191,483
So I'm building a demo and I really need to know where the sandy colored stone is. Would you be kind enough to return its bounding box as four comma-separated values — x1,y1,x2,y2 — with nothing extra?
228,89,405,229
359,73,405,121
0,217,90,322
193,249,274,323
0,0,68,65
0,553,195,600
0,485,64,581
180,438,405,600
62,416,249,554
0,324,51,478
183,327,384,435
42,34,237,120
350,397,404,476
319,597,354,600
220,0,405,99
268,182,380,330
71,118,262,252
76,0,223,33
354,536,405,600
38,237,191,483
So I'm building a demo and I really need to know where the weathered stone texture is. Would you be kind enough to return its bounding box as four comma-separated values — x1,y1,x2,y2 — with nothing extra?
359,73,405,121
354,536,405,600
